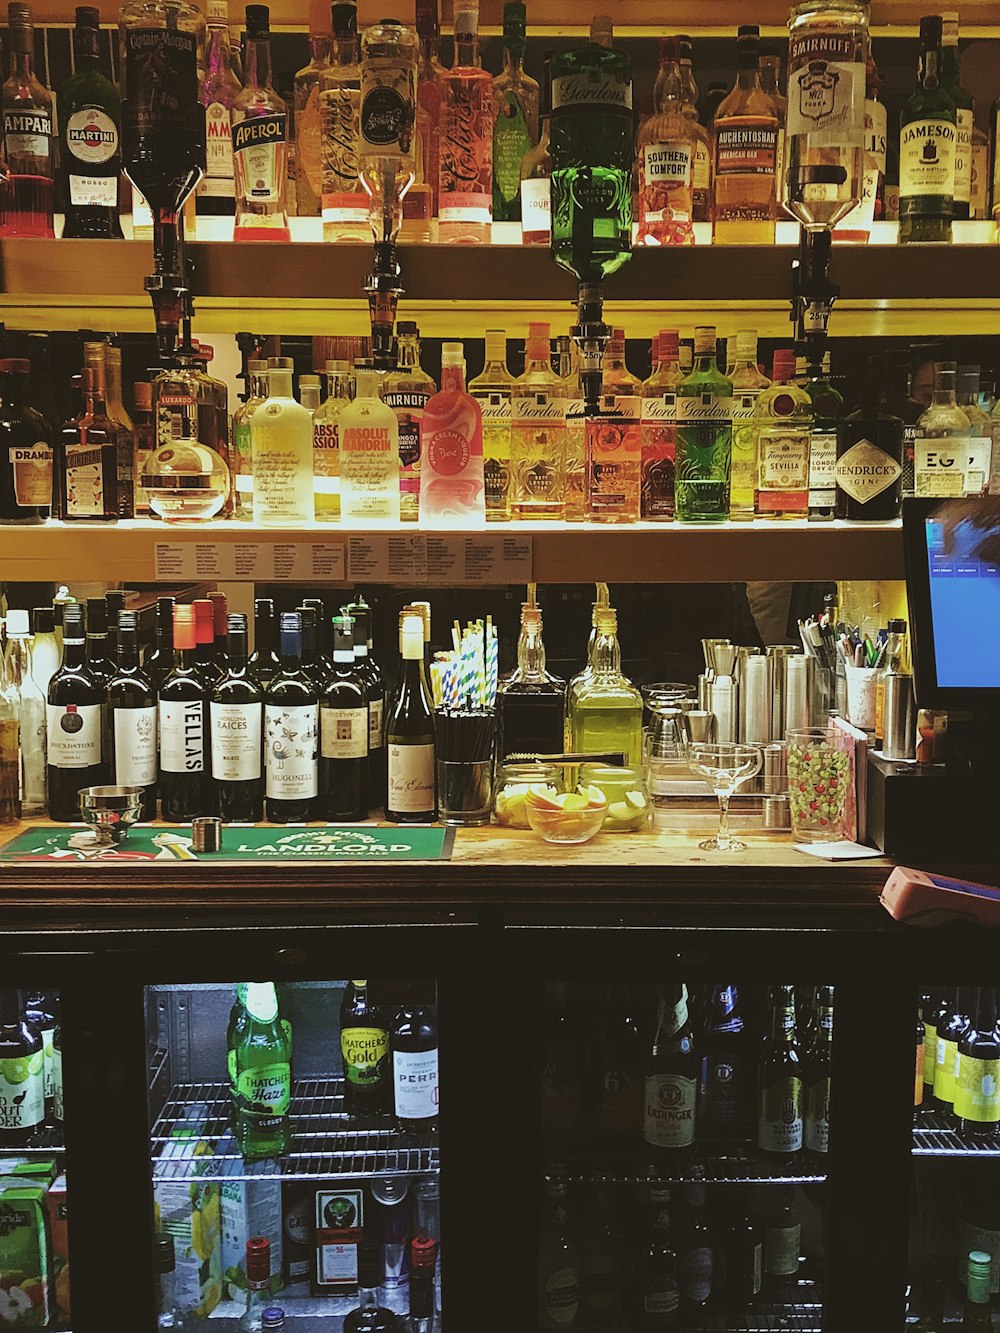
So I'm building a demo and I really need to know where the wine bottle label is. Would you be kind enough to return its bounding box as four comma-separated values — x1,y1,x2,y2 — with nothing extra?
320,706,368,760
159,698,205,774
835,438,902,503
954,1054,1000,1123
644,1072,696,1147
210,701,263,780
233,113,286,204
113,704,158,787
679,1246,713,1303
9,444,52,507
546,1267,581,1324
0,1053,44,1131
808,430,838,506
954,106,974,205
899,119,956,200
804,1076,831,1151
341,1025,388,1086
264,703,318,799
65,442,106,517
787,31,864,148
387,743,435,813
520,177,551,237
66,107,118,164
235,1060,291,1118
915,436,971,497
392,1046,439,1119
3,108,51,160
69,175,118,207
205,100,235,182
551,72,632,111
765,1223,801,1277
368,697,384,750
46,702,101,767
758,1077,804,1152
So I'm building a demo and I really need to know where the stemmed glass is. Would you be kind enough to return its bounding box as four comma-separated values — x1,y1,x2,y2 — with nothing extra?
685,742,762,852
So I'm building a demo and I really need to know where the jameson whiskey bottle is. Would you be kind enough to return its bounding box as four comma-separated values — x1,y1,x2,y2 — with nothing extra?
898,15,956,244
233,981,292,1160
644,982,698,1153
340,980,388,1117
835,357,903,520
58,5,124,238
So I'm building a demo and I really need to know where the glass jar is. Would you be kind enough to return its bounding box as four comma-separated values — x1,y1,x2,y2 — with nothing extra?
493,760,562,829
142,439,231,521
579,762,652,832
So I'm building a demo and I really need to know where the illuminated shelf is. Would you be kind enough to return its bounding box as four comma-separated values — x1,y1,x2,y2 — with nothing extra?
0,518,904,584
1,232,999,336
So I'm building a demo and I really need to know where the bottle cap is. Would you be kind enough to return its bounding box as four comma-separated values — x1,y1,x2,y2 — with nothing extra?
484,329,507,358
245,3,270,36
332,616,354,655
888,617,907,633
206,0,229,20
411,1234,437,1268
678,33,693,59
693,325,716,355
502,0,525,43
245,1236,271,1285
7,3,32,28
156,595,176,623
0,357,29,374
208,592,228,637
441,341,465,368
737,23,759,38
86,597,108,633
267,355,293,369
133,380,153,411
772,348,796,381
735,329,757,358
193,600,215,645
262,1311,285,1331
919,14,943,44
658,329,679,360
154,1234,176,1274
526,321,551,357
332,2,356,36
228,613,248,634
396,320,419,336
454,2,479,40
173,605,197,651
248,358,268,374
5,608,29,637
62,604,85,639
324,359,350,374
31,606,55,634
659,35,680,63
590,13,613,44
75,5,101,25
941,11,959,42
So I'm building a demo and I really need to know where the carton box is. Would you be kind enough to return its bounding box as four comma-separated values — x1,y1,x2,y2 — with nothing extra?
312,1186,364,1295
0,1180,51,1327
45,1175,70,1324
153,1126,222,1318
220,1173,283,1300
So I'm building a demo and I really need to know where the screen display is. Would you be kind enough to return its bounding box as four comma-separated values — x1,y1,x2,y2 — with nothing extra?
925,511,1000,688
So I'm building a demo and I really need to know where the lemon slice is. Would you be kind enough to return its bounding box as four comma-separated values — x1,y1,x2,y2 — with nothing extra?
608,801,635,823
583,784,608,808
526,783,562,811
625,790,648,811
560,792,591,812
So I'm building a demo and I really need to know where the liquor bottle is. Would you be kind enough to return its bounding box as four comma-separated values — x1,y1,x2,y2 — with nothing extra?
763,1187,801,1296
676,1172,714,1318
159,604,210,820
293,0,330,219
836,49,889,239
234,984,291,1159
956,365,993,495
340,979,388,1116
676,36,712,224
940,13,973,221
319,616,368,821
510,322,567,520
935,987,972,1122
415,0,444,217
759,51,786,183
469,329,514,521
235,1236,273,1332
519,57,551,245
753,348,812,519
3,610,44,816
344,599,385,806
698,983,750,1139
151,344,233,515
344,1241,399,1333
46,603,105,821
132,379,156,516
723,1203,763,1318
30,606,59,701
309,360,344,522
320,2,365,242
252,358,313,524
711,26,779,244
588,327,640,522
0,989,44,1146
0,358,52,524
798,354,840,520
193,598,218,687
22,991,56,1125
636,38,698,247
143,596,176,694
727,331,770,520
899,16,956,244
154,1233,191,1330
492,1,538,225
386,612,435,822
420,341,486,526
339,365,401,524
636,1183,678,1331
210,613,263,822
58,367,118,522
640,331,681,522
0,1,54,237
23,333,60,440
82,340,134,519
675,326,733,523
758,984,803,1157
566,586,609,742
914,363,972,498
569,606,643,766
383,322,436,524
358,16,418,251
232,5,291,242
970,110,990,219
803,983,833,1155
539,1178,580,1331
782,0,866,230
233,359,267,519
58,5,124,238
264,613,318,823
390,1002,438,1131
106,613,157,821
199,0,240,217
835,358,904,521
550,16,633,282
929,987,956,1112
962,1251,993,1333
644,982,698,1153
248,598,282,688
409,1235,436,1333
497,603,565,760
437,0,493,244
955,988,1000,1137
558,334,587,522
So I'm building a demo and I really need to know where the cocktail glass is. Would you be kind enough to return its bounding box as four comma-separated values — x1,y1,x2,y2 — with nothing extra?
685,742,762,852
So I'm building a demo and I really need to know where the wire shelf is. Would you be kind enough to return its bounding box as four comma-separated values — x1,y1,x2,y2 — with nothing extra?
543,1138,827,1185
913,1110,1000,1156
150,1079,439,1181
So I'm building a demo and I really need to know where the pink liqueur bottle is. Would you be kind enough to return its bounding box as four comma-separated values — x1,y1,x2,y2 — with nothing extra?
419,342,486,527
436,0,493,243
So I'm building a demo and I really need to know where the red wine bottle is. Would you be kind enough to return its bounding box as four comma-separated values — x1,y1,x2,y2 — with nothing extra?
46,602,106,821
158,603,210,820
263,613,319,823
210,613,263,822
106,611,158,820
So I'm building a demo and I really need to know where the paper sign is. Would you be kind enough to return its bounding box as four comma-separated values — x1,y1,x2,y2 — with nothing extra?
794,840,885,860
347,534,532,584
155,541,345,582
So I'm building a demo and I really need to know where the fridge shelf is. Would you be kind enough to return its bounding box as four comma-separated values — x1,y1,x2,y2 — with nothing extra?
150,1079,438,1181
542,1146,827,1185
681,1303,822,1333
912,1110,1000,1156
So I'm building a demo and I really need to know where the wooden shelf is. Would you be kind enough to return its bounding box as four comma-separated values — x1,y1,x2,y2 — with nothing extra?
2,234,998,337
0,518,904,584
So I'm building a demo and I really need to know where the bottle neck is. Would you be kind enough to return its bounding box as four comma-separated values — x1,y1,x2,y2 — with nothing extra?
117,633,140,672
441,363,466,393
736,58,760,92
332,34,358,66
207,23,235,73
770,991,796,1041
309,33,330,64
655,60,684,109
8,45,35,81
246,35,274,89
62,635,87,670
419,33,439,66
0,374,26,409
396,336,420,370
920,47,941,90
455,32,480,67
592,631,621,675
518,623,547,678
502,41,524,76
72,25,101,66
932,384,958,407
940,42,960,86
227,634,249,672
255,612,276,654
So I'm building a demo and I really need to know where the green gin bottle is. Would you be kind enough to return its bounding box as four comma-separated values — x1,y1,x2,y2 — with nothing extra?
233,981,292,1160
675,326,733,523
491,1,538,224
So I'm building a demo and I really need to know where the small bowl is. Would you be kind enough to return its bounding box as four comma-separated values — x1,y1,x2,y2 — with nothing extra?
526,798,608,845
78,785,144,845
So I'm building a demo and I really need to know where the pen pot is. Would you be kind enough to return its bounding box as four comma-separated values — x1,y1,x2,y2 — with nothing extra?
844,664,878,732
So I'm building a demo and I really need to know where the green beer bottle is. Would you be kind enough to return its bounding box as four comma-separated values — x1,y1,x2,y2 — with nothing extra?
233,982,292,1160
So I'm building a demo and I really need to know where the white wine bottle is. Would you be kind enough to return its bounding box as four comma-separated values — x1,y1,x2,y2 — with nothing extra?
386,612,435,822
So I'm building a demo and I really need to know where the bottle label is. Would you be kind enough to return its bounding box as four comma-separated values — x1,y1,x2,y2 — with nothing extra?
0,1053,44,1131
387,743,435,813
935,1035,960,1104
545,1267,580,1324
835,438,902,503
321,84,361,203
320,706,368,760
384,388,429,490
805,1075,831,1151
124,28,200,136
966,438,993,497
210,701,263,781
765,1223,801,1277
692,137,711,195
235,1060,291,1117
340,422,399,522
954,1054,1000,1123
643,1282,680,1317
915,436,971,497
9,444,52,507
52,1045,63,1122
493,94,532,204
899,118,956,199
639,141,693,229
233,113,286,202
676,393,734,423
341,1024,387,1086
368,696,384,750
954,106,974,205
113,704,157,787
586,409,641,516
758,1077,804,1152
643,1072,696,1147
361,84,411,150
808,429,838,506
69,174,118,207
66,106,118,166
65,442,106,517
438,193,492,225
714,120,778,177
924,1022,938,1086
520,176,551,238
3,108,51,160
971,139,990,218
46,702,101,768
205,100,235,182
159,698,205,774
759,433,810,489
392,1046,439,1119
699,1052,746,1130
679,1245,713,1303
787,32,864,148
264,703,318,800
551,72,632,111
512,394,566,424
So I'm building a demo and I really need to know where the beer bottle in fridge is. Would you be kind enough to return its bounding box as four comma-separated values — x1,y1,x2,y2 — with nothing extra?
340,980,388,1117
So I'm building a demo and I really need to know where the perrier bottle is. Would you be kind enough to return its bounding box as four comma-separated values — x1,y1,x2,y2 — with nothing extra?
340,979,388,1117
232,981,292,1160
757,984,803,1158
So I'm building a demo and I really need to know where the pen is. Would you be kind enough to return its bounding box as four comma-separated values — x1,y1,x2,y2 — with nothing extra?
854,643,865,666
